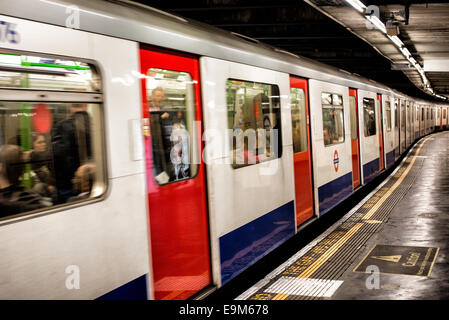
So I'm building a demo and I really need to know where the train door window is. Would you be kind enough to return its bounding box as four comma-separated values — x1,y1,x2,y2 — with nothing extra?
401,102,406,129
363,98,376,137
146,68,198,184
385,101,392,132
438,108,441,119
407,104,410,124
290,87,307,153
227,79,282,168
0,52,105,220
321,93,344,146
422,108,424,121
349,95,358,140
395,101,398,128
444,109,447,119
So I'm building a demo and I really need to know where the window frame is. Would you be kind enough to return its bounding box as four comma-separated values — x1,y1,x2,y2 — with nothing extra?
321,92,345,147
0,51,108,223
363,97,377,137
146,68,200,186
226,78,283,169
385,101,392,132
290,87,308,154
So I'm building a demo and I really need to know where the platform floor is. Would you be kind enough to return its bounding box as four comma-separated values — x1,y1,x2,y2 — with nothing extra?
237,131,449,300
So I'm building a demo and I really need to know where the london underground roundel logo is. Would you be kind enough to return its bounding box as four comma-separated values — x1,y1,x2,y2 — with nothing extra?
333,150,339,172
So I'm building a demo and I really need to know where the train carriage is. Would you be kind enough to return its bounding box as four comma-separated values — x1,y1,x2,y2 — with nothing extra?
0,0,447,300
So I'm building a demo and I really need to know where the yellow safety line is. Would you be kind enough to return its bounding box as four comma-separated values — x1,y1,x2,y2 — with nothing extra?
270,223,364,300
362,133,438,220
269,133,442,300
297,223,364,278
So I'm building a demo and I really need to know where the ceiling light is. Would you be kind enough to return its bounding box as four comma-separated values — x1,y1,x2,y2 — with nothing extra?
366,15,387,34
344,0,366,13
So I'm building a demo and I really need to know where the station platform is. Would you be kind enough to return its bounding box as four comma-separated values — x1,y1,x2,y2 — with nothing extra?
236,131,449,300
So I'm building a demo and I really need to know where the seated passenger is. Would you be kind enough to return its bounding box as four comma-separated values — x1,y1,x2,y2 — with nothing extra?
67,163,96,202
0,144,49,217
29,133,56,198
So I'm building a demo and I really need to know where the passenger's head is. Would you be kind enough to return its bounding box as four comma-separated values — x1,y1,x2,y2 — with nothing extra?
151,87,164,106
72,163,96,194
70,103,88,114
32,133,47,153
0,144,25,187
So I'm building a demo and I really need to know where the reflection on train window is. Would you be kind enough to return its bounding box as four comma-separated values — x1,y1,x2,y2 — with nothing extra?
290,87,307,153
321,92,344,146
385,101,392,132
146,68,198,185
349,96,358,140
0,52,105,220
226,79,282,168
363,98,376,137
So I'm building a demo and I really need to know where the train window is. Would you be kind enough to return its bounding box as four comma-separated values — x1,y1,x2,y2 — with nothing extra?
363,98,376,137
385,101,392,132
227,79,282,168
438,108,441,119
444,109,447,119
395,102,398,128
422,108,425,121
321,92,344,146
290,87,307,153
146,68,198,184
407,104,410,124
349,96,358,140
401,103,406,129
0,52,105,220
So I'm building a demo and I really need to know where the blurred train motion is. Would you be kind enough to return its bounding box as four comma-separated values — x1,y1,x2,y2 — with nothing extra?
0,0,447,299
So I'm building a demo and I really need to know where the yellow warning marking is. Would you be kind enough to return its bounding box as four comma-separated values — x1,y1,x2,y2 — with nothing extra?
362,133,439,220
271,293,289,300
364,220,382,224
372,255,402,263
298,223,364,279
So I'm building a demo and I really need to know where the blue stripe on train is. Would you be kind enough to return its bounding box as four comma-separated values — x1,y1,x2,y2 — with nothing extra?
219,201,295,285
386,150,395,168
318,172,353,216
363,157,380,184
97,274,148,300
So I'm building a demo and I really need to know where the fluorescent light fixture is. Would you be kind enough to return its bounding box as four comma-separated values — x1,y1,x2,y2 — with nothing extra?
366,15,387,33
389,35,404,48
344,0,366,13
400,47,411,59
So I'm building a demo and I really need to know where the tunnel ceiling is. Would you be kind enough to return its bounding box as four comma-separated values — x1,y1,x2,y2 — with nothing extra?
130,0,449,102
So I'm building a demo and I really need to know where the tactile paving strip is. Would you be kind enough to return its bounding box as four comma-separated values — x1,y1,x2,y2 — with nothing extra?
237,133,442,300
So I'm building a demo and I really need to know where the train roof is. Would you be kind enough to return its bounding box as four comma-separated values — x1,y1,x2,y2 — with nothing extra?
0,0,446,106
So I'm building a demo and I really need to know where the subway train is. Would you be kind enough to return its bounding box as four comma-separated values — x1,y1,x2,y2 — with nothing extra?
0,0,448,300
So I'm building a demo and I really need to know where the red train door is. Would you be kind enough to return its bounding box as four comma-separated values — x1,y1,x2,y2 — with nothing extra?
289,77,314,226
377,94,385,171
349,89,361,189
139,47,211,300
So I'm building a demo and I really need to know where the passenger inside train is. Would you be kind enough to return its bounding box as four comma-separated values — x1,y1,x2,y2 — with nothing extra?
147,69,193,184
